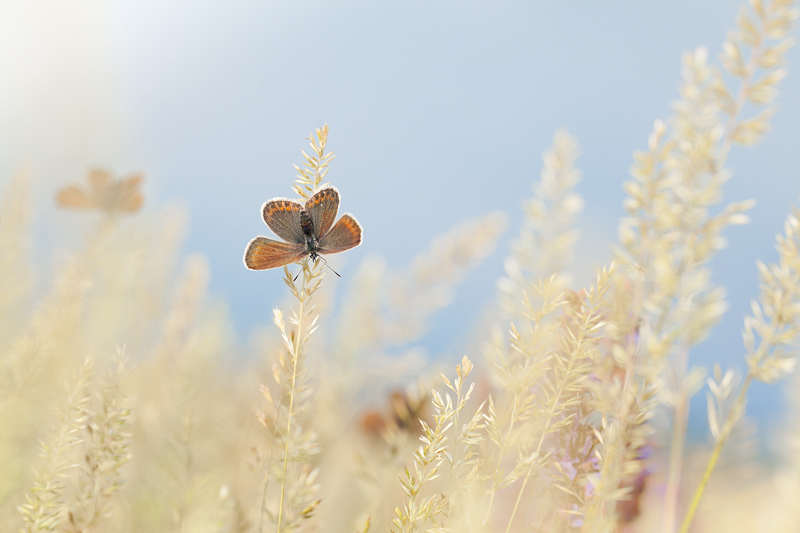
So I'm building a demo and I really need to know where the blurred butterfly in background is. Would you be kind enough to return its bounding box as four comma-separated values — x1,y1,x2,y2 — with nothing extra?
56,169,144,215
244,186,362,274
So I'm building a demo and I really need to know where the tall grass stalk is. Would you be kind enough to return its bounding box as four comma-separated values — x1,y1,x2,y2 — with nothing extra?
18,356,93,532
662,1,796,523
256,127,330,532
679,203,800,532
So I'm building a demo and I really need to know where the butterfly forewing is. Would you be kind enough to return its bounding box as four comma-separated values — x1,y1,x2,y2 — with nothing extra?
56,186,95,209
305,187,339,238
318,214,362,254
262,199,305,244
88,169,112,190
244,237,308,270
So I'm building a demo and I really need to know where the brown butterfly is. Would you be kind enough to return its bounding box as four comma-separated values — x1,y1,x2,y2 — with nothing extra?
56,169,144,215
244,186,362,272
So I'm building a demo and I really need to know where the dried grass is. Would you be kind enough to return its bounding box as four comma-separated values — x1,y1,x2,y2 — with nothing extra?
1,1,799,532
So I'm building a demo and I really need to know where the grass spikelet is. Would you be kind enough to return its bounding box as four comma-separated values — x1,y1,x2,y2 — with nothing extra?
479,265,614,531
0,171,34,353
507,265,614,532
483,275,565,527
18,356,93,532
7,240,94,397
583,367,657,530
392,357,483,533
331,210,506,369
293,124,335,200
124,255,222,532
498,129,583,319
2,233,99,515
388,212,507,345
442,357,485,521
719,0,797,149
67,350,133,532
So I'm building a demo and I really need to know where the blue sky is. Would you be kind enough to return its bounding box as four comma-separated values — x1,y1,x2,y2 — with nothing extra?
1,0,799,441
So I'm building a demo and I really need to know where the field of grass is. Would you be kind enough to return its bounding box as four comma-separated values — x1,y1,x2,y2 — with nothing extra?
1,1,799,532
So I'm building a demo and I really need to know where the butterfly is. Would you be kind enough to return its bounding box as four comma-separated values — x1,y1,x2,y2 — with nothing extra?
56,169,144,215
244,186,362,272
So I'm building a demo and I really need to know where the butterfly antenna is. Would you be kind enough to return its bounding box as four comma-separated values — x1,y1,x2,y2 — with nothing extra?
318,256,341,278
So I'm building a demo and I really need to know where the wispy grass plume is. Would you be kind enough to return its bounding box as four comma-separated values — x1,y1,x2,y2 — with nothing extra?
67,350,133,533
391,356,483,533
498,129,583,319
18,356,93,532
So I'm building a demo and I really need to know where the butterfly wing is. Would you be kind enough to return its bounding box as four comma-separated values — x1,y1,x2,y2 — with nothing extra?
305,186,339,238
121,192,144,213
244,236,307,270
56,186,95,209
318,214,362,255
262,199,305,244
88,169,112,191
118,174,144,213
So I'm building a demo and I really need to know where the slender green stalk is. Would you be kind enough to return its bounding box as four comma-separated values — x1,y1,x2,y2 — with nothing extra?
506,476,531,533
678,376,752,533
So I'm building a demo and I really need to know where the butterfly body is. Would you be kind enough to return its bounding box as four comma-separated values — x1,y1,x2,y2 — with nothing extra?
244,186,362,271
299,209,321,259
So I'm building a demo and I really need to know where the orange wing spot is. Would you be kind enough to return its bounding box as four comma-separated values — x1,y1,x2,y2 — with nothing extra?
308,189,333,206
343,218,360,232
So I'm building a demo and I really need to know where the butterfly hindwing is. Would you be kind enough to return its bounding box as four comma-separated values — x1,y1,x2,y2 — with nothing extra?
262,199,305,244
119,190,144,213
318,214,362,255
244,237,308,270
305,187,339,238
115,174,144,213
